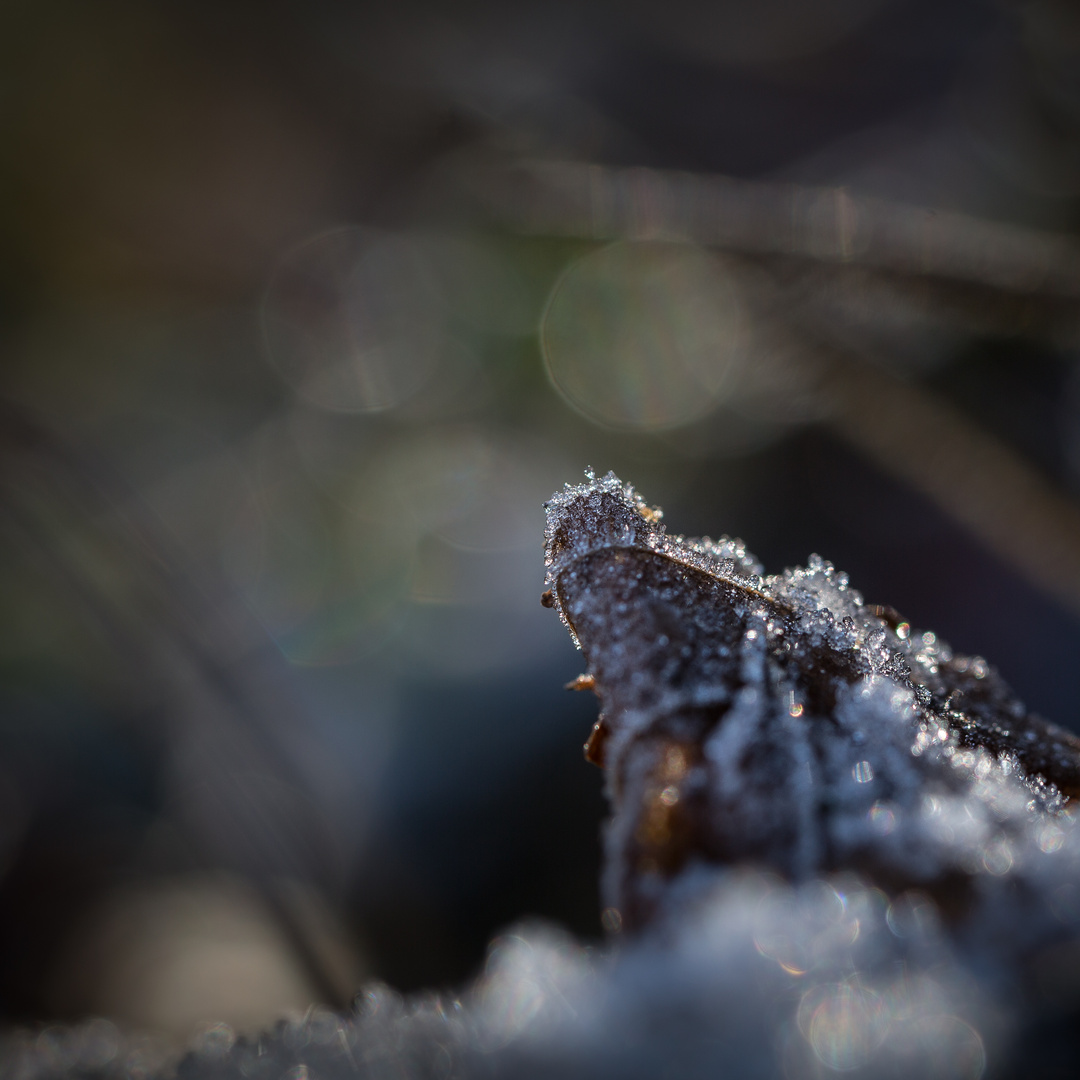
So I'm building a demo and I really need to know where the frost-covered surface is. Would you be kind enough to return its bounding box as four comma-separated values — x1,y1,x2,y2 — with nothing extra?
544,470,1080,944
7,470,1080,1078
4,870,1076,1079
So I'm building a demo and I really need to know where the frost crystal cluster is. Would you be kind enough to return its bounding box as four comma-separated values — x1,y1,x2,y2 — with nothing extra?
544,470,1080,940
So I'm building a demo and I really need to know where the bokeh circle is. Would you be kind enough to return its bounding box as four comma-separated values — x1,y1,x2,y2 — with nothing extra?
262,226,445,413
541,241,748,432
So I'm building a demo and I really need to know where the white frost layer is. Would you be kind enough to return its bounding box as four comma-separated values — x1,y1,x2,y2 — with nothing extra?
13,865,1078,1079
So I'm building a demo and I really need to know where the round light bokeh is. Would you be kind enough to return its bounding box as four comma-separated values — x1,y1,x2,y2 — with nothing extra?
803,981,889,1070
262,227,445,413
541,241,748,432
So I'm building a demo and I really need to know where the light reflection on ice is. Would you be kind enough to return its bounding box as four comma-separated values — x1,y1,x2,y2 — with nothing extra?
885,892,938,939
868,801,895,834
472,929,595,1051
1038,820,1065,853
801,980,890,1070
853,760,874,783
981,835,1015,876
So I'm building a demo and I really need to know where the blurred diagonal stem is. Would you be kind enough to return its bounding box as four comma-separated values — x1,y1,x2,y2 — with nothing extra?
476,159,1080,303
822,351,1080,617
0,400,354,1009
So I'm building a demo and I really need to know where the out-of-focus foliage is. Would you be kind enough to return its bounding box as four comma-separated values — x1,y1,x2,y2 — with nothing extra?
1,0,1079,1055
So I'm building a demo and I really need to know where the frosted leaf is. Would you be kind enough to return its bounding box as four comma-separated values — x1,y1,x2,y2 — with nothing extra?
543,471,1080,934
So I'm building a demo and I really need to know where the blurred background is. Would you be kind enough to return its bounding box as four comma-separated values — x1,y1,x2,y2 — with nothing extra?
1,0,1080,1049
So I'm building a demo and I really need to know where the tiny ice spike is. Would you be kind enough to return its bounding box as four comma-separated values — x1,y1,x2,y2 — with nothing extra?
544,471,1080,932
